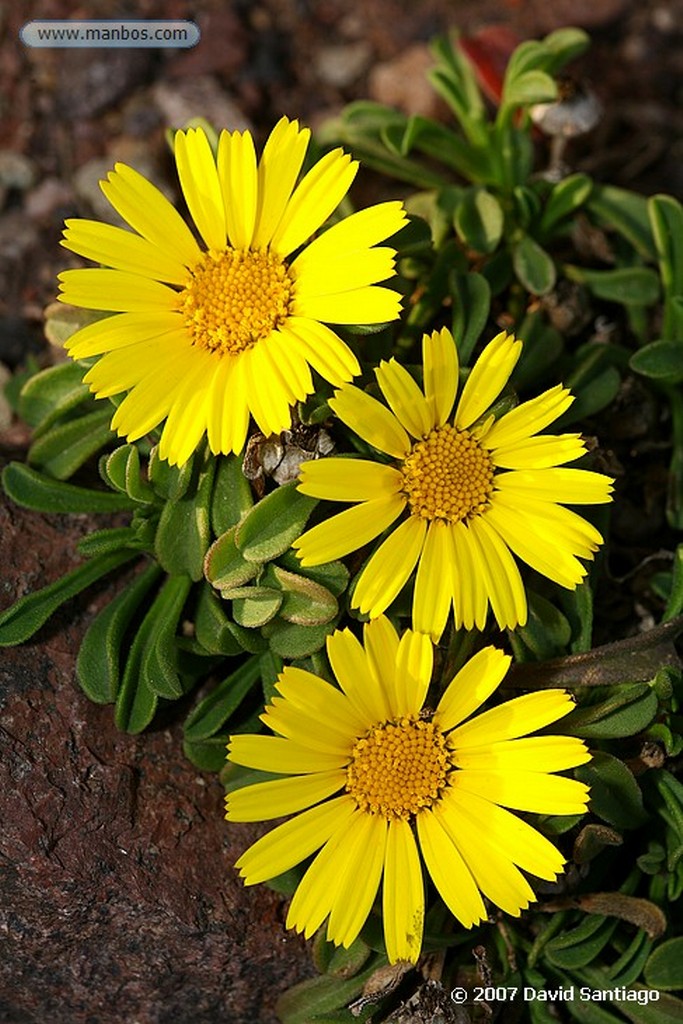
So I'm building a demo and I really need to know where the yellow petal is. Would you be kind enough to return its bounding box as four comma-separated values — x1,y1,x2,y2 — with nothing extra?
330,384,410,458
326,812,387,948
157,354,214,466
294,285,402,326
298,457,404,502
100,162,201,266
228,734,349,774
362,615,400,719
451,736,591,773
353,516,427,621
484,384,574,449
292,201,407,264
452,769,591,816
383,819,424,964
294,494,406,566
58,269,178,312
242,342,292,437
109,345,192,439
217,128,258,248
293,247,397,298
284,318,360,387
491,432,587,470
423,327,458,427
232,794,354,883
327,626,389,724
276,666,366,736
394,628,433,718
226,770,345,822
435,794,536,916
266,329,313,402
416,809,486,928
445,787,566,880
82,333,177,396
62,219,188,284
412,520,453,641
449,690,577,747
436,646,511,734
467,514,527,629
375,358,433,439
261,696,355,756
455,332,522,430
495,468,614,504
272,148,358,257
253,117,311,247
174,127,226,251
66,311,182,357
450,521,490,631
286,807,364,938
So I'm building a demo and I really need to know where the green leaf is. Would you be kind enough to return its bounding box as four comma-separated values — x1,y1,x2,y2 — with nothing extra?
512,235,557,294
0,548,138,646
263,618,337,659
514,591,571,660
502,69,558,109
194,583,247,655
512,310,564,391
28,407,115,480
235,482,317,563
630,341,683,384
76,561,163,703
588,185,657,260
564,265,660,306
76,526,145,558
102,444,155,502
540,173,594,235
231,587,283,628
542,27,591,72
575,751,647,829
279,551,350,598
269,565,338,626
17,360,91,432
545,915,617,969
561,684,659,739
140,574,193,699
182,734,230,772
663,545,683,622
184,655,262,741
211,452,254,535
276,961,382,1024
649,193,683,339
3,462,137,514
645,938,683,991
204,525,260,592
449,271,491,363
154,457,215,580
611,990,683,1024
454,187,504,254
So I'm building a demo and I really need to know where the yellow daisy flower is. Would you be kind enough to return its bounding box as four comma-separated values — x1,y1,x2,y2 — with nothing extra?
57,119,407,465
226,616,590,963
294,328,614,639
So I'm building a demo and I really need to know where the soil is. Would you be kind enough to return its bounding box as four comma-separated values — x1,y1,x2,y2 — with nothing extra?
1,1,682,1023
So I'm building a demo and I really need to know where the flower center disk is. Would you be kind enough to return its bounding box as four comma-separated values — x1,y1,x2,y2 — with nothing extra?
346,716,450,820
402,424,495,523
179,247,294,355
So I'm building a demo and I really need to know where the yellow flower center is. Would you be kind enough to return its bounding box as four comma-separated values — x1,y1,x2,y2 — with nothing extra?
179,247,294,355
401,424,495,523
345,716,450,820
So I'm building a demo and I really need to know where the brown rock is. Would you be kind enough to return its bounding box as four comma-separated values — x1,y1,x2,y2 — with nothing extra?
368,43,444,119
0,499,313,1024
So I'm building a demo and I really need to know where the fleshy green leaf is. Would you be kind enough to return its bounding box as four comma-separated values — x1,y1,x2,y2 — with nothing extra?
76,526,146,558
211,452,254,536
512,235,557,294
561,684,659,739
269,565,338,626
231,587,283,628
235,482,317,563
539,173,593,235
184,655,262,742
194,583,249,655
630,341,683,384
454,186,504,254
140,574,193,699
155,457,215,580
28,407,115,480
0,548,137,646
2,462,137,514
502,69,558,109
204,525,260,592
17,360,92,432
588,185,656,260
449,271,491,363
575,752,647,829
644,938,683,992
545,916,617,970
262,618,337,659
564,265,660,306
76,561,162,703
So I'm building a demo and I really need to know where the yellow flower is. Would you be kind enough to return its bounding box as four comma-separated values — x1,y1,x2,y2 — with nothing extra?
294,328,614,639
226,617,590,963
58,119,407,465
